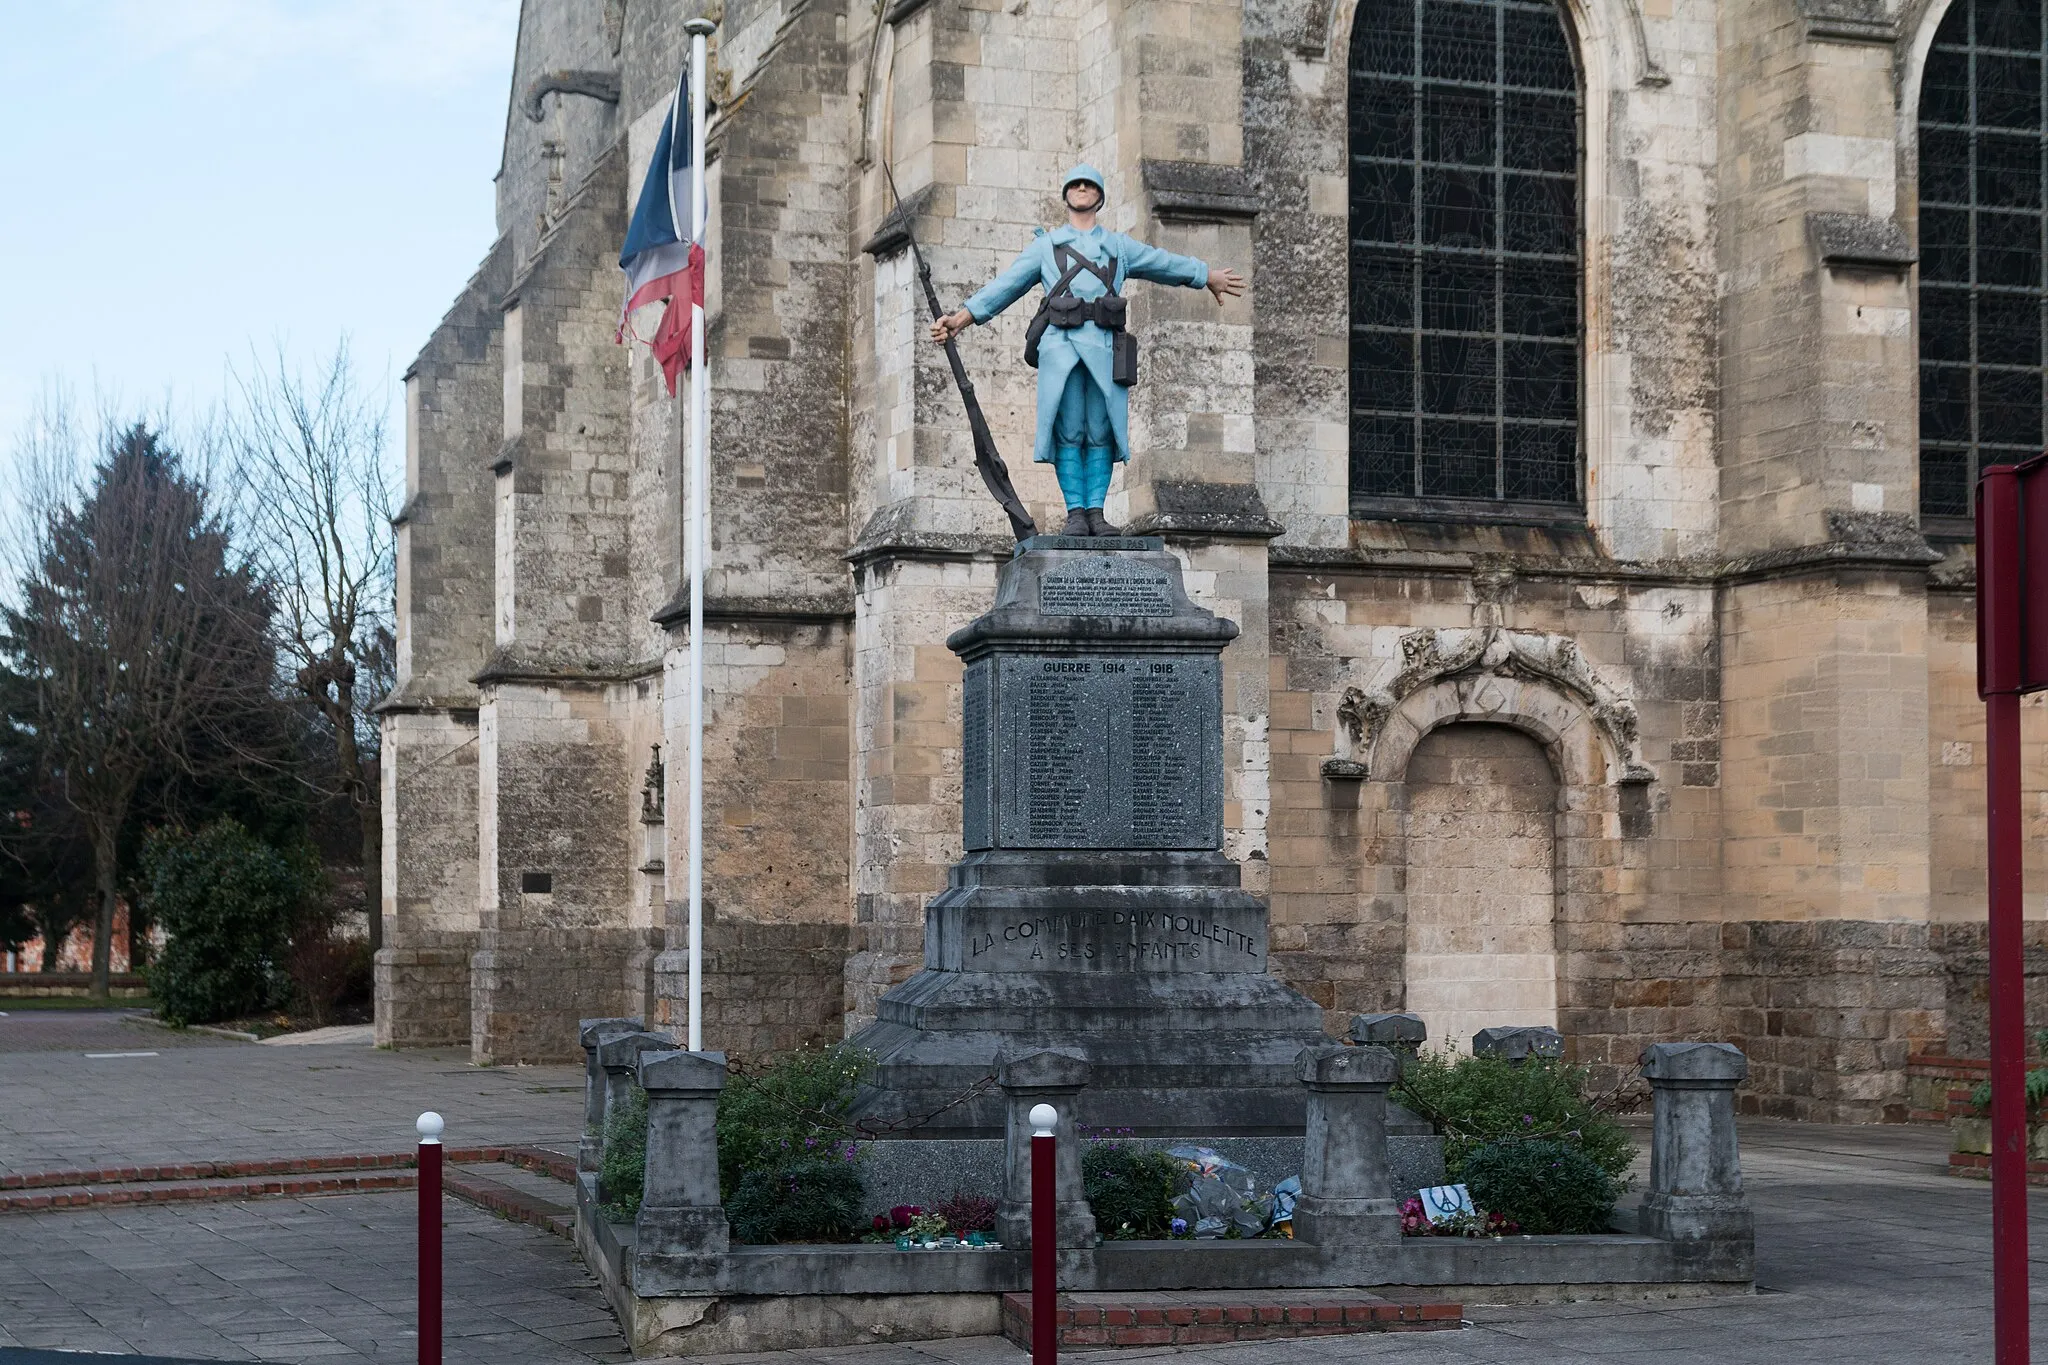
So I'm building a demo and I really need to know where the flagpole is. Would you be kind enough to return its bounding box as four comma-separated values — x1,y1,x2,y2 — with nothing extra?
684,14,714,1054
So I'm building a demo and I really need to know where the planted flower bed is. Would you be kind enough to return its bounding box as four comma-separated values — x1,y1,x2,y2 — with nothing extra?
571,1024,1755,1358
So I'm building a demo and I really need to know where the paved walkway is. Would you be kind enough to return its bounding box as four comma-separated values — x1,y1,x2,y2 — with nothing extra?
5,1014,2046,1362
0,1010,583,1179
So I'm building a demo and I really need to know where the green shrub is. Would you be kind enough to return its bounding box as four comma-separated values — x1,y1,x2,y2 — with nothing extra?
599,1087,649,1222
725,1157,867,1244
1460,1139,1621,1235
143,821,318,1026
1392,1049,1634,1181
1082,1143,1186,1239
1967,1030,2048,1115
716,1044,874,1200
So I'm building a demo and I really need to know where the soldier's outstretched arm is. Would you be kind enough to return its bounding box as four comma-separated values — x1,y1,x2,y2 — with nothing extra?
1119,237,1210,289
1120,237,1246,303
932,240,1045,342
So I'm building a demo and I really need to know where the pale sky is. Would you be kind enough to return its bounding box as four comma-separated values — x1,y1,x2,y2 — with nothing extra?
0,0,520,462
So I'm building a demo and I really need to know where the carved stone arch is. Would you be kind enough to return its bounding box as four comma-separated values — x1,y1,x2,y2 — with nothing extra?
1339,653,1654,1050
1333,626,1653,787
1370,674,1617,793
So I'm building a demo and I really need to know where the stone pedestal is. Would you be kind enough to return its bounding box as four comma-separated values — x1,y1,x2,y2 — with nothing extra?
596,1029,675,1194
1291,1045,1401,1246
579,1016,644,1173
994,1049,1096,1249
850,538,1328,1136
635,1049,729,1262
1639,1042,1753,1243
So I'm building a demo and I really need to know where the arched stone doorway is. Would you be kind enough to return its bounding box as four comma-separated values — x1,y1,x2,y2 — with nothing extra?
1402,723,1561,1052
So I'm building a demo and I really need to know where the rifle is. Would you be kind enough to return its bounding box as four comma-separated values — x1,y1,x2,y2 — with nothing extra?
879,162,1037,542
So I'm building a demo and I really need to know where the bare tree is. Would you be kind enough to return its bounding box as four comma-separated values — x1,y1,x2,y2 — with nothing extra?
1,425,279,998
225,344,395,952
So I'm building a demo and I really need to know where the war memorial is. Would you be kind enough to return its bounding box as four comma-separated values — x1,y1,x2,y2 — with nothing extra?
568,534,1755,1355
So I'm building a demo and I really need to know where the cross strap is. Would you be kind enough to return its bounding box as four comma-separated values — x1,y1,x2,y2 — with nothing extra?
1049,242,1119,298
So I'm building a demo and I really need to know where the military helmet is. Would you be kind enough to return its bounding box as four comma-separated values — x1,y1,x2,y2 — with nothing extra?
1061,163,1107,199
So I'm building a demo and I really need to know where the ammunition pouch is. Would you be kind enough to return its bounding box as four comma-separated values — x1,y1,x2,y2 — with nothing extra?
1048,294,1089,328
1024,243,1128,369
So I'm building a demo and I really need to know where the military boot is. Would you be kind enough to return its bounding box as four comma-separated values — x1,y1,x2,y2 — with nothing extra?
1062,508,1091,537
1084,508,1122,537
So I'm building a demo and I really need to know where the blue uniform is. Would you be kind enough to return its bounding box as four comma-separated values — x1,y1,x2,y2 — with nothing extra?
962,224,1209,509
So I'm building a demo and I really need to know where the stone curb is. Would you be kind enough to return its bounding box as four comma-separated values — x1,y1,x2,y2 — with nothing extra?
125,1016,262,1043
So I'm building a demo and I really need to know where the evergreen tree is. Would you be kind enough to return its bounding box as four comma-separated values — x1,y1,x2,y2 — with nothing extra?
0,425,291,996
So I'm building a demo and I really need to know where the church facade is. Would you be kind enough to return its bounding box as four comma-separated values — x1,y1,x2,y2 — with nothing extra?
378,0,2046,1121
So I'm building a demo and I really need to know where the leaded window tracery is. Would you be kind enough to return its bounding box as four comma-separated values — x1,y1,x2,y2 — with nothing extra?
1919,0,2047,520
1348,0,1583,516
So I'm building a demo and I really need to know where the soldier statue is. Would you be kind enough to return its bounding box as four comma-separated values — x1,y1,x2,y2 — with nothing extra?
930,164,1247,537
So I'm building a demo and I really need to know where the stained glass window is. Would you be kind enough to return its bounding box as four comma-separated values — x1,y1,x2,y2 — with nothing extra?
1919,0,2046,520
1349,0,1582,514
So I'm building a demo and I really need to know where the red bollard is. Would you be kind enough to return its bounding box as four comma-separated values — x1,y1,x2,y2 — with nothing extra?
1029,1102,1058,1365
1976,459,2043,1365
417,1111,444,1365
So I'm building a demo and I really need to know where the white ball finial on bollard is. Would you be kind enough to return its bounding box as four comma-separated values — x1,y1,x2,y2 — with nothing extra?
416,1111,445,1145
1028,1103,1058,1137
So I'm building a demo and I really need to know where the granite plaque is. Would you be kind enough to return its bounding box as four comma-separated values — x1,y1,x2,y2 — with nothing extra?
992,653,1221,849
1038,556,1176,617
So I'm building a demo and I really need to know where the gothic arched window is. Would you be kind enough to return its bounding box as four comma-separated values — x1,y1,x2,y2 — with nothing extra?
1919,0,2046,520
1348,0,1582,516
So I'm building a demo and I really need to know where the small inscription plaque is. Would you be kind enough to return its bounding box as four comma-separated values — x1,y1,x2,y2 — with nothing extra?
1039,556,1175,617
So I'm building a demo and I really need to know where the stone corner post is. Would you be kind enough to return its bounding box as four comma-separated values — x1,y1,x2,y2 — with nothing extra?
1293,1043,1401,1245
1350,1012,1426,1053
579,1017,644,1172
995,1048,1096,1249
633,1049,729,1261
1471,1025,1564,1062
1639,1041,1753,1244
594,1029,675,1180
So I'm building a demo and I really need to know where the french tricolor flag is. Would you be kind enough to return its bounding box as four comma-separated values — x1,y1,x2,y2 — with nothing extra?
617,69,703,396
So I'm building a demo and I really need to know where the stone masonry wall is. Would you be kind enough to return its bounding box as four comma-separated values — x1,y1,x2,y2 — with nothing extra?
383,0,2048,1123
655,620,854,1048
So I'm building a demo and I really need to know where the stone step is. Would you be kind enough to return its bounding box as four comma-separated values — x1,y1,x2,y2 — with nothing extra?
0,1144,579,1219
1,1170,417,1212
1000,1289,1464,1349
445,1161,576,1238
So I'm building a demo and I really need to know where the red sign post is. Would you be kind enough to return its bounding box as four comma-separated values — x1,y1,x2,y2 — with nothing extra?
1975,455,2048,1365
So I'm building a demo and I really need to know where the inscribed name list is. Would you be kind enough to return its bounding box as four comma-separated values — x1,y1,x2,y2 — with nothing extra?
993,653,1221,849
